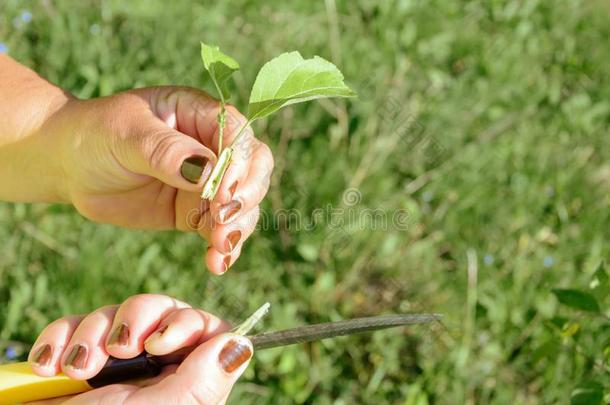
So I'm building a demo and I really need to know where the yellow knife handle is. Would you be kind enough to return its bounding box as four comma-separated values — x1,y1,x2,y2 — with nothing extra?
0,362,91,404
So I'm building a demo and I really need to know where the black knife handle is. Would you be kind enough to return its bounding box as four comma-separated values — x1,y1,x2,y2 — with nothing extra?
87,353,162,388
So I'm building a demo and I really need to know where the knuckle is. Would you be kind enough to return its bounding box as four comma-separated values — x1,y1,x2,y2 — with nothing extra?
122,293,156,308
146,134,180,172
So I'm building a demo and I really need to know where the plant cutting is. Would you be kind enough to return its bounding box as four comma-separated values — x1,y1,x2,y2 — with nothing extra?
199,42,356,200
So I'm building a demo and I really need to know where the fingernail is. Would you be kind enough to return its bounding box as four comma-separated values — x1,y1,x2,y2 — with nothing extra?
32,344,53,367
181,155,212,184
222,255,231,274
64,344,88,370
224,230,242,253
229,181,238,197
145,324,169,345
218,337,252,373
218,200,242,223
107,322,130,346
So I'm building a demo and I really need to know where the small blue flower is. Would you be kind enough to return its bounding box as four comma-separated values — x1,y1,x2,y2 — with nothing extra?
21,10,32,23
0,43,7,54
543,256,554,268
5,346,17,360
90,24,101,35
422,191,433,202
483,254,494,265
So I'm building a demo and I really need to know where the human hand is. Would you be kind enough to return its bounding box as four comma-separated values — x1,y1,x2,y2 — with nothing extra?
28,294,253,404
1,57,274,274
52,87,273,274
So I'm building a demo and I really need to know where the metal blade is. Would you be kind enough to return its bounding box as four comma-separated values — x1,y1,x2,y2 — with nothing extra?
249,313,441,350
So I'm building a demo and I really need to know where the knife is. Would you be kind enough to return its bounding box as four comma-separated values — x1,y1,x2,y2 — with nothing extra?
0,311,441,404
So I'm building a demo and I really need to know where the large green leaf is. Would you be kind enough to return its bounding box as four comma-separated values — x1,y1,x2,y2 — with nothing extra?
247,51,356,120
200,42,239,101
551,288,600,313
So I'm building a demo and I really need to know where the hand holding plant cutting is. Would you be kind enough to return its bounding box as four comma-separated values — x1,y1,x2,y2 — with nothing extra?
0,55,274,274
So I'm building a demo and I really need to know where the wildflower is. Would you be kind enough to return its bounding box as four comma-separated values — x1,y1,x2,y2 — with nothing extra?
484,254,494,265
0,43,7,54
21,10,32,24
5,346,17,360
543,256,554,268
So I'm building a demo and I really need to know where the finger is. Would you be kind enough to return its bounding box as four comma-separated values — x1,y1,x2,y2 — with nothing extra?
120,122,217,192
120,87,226,192
205,244,243,275
105,294,190,359
175,190,211,232
60,306,118,379
144,308,231,356
213,107,255,207
129,334,253,405
29,315,85,377
209,206,260,255
212,141,273,224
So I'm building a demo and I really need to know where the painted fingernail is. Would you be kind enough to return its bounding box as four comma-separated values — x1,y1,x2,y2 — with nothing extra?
32,344,53,367
229,181,238,197
156,324,169,335
218,337,252,373
221,255,231,274
225,230,242,253
64,344,88,370
218,200,242,223
145,324,169,345
107,322,130,346
180,155,213,184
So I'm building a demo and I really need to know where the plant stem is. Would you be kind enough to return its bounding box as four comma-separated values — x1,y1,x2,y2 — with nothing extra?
217,105,226,153
200,119,252,200
230,119,252,149
200,147,233,199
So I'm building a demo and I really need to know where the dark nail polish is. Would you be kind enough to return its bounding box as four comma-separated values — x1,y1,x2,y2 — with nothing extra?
219,200,242,223
229,181,238,197
218,338,252,373
32,344,53,367
222,255,231,273
65,344,88,370
107,322,130,346
225,230,242,253
180,156,212,184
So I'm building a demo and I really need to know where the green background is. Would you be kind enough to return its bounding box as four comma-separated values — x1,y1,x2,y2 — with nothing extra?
1,0,609,403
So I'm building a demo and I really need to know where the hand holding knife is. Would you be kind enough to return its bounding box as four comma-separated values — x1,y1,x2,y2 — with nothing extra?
0,304,441,404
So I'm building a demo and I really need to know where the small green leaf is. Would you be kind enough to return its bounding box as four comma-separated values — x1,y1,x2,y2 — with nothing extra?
590,261,608,289
570,380,603,405
561,321,580,338
200,42,240,101
552,288,600,313
247,51,356,121
297,243,319,262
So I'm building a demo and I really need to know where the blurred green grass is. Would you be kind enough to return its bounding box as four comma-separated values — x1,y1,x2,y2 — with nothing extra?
1,0,609,403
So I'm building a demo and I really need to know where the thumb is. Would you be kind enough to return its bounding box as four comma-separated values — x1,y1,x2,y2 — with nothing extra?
119,123,217,192
131,333,253,404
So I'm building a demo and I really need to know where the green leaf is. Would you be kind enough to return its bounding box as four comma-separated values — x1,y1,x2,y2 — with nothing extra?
200,42,240,101
590,261,608,289
247,51,356,121
552,288,600,313
570,380,604,405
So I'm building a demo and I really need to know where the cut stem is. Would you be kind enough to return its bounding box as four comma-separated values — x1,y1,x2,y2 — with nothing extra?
200,147,233,199
232,302,271,336
200,119,253,201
